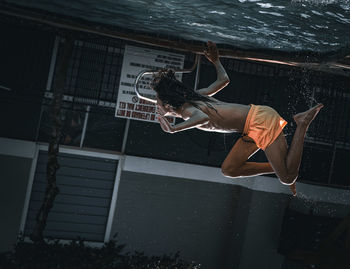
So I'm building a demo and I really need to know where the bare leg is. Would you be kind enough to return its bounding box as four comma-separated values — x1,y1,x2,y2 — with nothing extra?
289,182,297,196
222,137,299,195
287,103,324,175
222,104,323,196
264,104,324,193
221,137,274,178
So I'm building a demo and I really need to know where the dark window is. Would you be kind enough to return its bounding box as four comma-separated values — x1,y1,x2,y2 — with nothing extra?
83,106,126,151
24,151,118,242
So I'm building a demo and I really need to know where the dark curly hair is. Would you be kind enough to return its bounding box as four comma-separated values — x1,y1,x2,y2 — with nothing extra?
150,69,217,112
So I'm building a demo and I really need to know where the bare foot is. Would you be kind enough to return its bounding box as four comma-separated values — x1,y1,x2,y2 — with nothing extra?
289,182,297,196
293,103,324,130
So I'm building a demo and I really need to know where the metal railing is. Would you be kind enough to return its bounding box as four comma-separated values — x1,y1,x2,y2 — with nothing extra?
134,54,200,103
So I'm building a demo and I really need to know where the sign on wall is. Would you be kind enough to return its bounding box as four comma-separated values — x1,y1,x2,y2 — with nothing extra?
115,45,185,123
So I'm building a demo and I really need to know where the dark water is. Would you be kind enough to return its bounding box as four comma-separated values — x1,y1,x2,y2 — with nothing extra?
5,0,350,52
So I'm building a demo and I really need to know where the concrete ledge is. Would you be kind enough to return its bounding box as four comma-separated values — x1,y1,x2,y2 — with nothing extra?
0,137,36,159
123,156,290,194
124,155,350,205
1,137,349,206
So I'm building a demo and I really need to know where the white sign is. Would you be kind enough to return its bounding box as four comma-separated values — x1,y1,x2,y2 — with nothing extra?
115,45,185,123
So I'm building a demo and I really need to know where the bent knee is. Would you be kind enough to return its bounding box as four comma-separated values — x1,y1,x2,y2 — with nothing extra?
279,173,298,185
221,166,242,178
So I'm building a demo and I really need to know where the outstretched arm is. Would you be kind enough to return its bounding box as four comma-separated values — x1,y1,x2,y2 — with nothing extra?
197,41,230,97
157,106,209,134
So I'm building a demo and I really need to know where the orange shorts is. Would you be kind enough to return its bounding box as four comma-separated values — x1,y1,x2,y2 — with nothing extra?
242,104,287,151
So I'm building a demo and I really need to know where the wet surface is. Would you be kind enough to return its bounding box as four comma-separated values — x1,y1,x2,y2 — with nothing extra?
4,0,350,52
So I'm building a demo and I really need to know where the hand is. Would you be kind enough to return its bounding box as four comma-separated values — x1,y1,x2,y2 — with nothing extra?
158,115,175,134
157,103,167,116
204,41,219,63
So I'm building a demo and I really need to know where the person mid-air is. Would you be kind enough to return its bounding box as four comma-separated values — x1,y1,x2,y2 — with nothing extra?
151,41,323,196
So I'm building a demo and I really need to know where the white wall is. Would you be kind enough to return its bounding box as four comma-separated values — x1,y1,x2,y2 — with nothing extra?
0,138,36,252
1,137,350,269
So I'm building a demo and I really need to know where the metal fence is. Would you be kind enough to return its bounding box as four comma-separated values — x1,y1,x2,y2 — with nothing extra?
0,20,349,188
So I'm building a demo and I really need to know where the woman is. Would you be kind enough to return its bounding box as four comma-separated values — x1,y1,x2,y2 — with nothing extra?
152,41,323,195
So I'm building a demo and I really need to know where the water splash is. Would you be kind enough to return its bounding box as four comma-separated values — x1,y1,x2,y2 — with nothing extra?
296,192,340,218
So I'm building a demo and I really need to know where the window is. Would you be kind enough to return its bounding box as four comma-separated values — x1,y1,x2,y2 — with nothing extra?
24,150,119,242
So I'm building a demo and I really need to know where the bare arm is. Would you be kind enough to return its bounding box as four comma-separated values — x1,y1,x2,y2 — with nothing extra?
197,41,230,97
158,106,209,134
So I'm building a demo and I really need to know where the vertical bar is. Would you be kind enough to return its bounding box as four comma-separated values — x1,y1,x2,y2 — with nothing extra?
97,40,110,102
104,46,114,101
46,36,60,92
121,119,130,153
18,146,39,234
339,91,348,144
35,35,60,141
194,55,201,91
104,156,124,242
80,105,90,148
328,144,337,184
68,40,81,97
343,91,350,145
71,40,84,107
112,45,124,101
328,90,341,184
